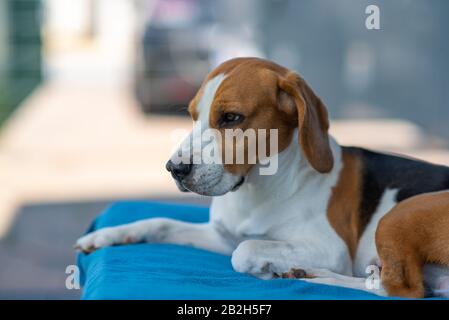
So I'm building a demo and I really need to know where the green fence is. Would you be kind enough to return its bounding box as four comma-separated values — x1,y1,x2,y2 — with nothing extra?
0,0,42,126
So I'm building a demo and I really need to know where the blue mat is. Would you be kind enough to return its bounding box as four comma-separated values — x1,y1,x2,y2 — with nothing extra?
77,201,386,300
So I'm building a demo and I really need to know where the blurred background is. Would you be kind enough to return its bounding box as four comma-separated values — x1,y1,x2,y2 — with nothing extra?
0,0,448,299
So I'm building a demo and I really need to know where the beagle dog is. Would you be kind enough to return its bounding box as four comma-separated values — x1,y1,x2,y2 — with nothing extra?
76,58,449,298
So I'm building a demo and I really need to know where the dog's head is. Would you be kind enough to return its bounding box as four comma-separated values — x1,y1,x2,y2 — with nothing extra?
166,57,333,196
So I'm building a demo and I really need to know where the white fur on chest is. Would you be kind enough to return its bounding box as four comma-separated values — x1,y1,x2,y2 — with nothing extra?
210,135,353,275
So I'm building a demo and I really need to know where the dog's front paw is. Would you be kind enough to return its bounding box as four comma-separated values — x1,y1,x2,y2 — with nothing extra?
231,240,280,280
75,227,130,253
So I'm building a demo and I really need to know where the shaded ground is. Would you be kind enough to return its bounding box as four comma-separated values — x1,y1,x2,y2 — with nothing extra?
0,196,210,300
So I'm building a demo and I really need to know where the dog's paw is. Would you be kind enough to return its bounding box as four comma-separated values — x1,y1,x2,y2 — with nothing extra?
231,240,280,280
280,268,308,279
75,227,130,253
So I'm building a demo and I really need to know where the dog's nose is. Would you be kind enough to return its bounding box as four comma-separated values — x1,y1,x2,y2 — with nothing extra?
166,160,192,180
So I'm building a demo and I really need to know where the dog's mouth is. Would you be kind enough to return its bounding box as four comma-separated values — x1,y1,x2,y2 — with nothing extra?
177,176,245,195
175,180,190,192
231,177,245,191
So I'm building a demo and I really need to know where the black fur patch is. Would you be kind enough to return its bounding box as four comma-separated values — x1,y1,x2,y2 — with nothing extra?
343,147,449,231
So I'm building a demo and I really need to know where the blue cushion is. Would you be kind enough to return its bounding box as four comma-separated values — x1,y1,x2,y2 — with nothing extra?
77,201,387,299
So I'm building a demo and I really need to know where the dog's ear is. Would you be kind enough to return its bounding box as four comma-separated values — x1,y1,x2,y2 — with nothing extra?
277,72,334,173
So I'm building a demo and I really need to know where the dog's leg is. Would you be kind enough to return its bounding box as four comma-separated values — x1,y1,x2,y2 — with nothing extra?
230,239,352,280
75,218,233,255
292,268,387,296
231,239,385,296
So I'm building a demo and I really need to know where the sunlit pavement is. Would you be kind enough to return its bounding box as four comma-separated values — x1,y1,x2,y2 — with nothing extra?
0,80,195,237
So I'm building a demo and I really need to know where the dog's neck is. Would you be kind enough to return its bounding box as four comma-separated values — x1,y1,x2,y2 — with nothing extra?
210,133,342,239
228,133,342,206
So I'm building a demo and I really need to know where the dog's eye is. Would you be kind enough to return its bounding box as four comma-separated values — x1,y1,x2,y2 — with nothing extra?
219,113,244,127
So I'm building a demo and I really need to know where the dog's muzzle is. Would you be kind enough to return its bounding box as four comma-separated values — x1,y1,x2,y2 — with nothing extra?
166,160,192,180
165,160,191,192
165,159,245,196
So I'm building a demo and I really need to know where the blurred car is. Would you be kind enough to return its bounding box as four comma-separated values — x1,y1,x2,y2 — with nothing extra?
134,0,265,114
134,0,214,114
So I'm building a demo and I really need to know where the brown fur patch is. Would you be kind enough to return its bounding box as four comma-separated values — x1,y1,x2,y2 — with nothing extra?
277,72,334,173
376,191,449,298
327,150,363,258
